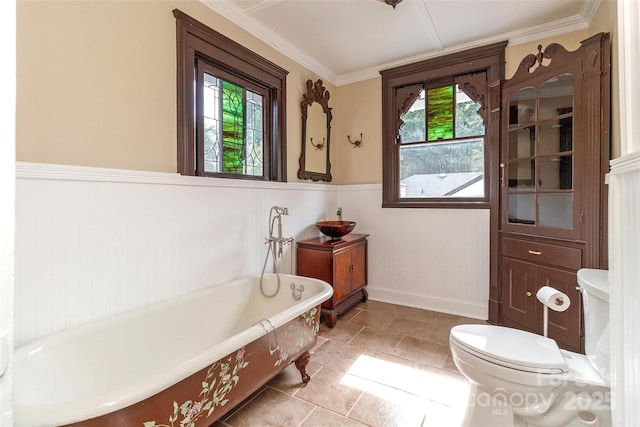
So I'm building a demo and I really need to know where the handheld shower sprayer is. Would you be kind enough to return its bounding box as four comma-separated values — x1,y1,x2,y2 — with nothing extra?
260,206,293,298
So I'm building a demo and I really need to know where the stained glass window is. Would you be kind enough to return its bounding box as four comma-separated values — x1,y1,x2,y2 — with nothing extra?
400,84,484,144
381,43,505,207
175,10,287,181
221,81,244,173
427,86,454,141
202,73,264,176
396,81,486,198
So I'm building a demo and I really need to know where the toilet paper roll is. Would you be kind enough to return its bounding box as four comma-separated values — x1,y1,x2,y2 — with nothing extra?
536,286,571,312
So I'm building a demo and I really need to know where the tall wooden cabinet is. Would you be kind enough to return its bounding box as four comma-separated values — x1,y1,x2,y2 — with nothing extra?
296,234,368,328
492,34,610,353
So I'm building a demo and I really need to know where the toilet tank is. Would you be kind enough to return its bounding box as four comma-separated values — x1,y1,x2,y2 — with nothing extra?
577,269,610,380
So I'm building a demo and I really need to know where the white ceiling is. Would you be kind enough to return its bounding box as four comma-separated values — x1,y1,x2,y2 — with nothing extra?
202,0,600,85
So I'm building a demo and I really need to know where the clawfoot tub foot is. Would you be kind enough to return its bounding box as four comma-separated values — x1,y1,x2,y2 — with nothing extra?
295,351,311,383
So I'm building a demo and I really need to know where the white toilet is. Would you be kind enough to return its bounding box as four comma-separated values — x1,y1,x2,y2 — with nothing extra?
450,269,611,427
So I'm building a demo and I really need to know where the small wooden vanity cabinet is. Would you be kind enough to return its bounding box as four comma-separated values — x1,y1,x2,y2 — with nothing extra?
296,234,368,327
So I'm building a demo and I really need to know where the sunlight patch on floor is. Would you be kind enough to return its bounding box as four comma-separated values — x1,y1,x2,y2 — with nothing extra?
340,354,470,408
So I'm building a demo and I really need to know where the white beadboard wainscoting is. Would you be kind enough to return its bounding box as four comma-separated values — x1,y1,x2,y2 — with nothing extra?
336,184,490,320
608,154,640,425
15,163,490,347
15,162,335,346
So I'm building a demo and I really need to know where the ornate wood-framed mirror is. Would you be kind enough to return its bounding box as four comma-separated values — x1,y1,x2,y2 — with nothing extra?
298,79,332,182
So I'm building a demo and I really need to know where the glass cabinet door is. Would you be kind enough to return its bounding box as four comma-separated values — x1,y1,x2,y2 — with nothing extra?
503,73,578,235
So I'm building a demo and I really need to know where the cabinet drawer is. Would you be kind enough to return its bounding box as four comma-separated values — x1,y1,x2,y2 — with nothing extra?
501,238,581,270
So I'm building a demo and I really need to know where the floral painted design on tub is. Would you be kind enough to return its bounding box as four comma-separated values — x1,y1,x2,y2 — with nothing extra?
143,348,249,427
274,307,319,368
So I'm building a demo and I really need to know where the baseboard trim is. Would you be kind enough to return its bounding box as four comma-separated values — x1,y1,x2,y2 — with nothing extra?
367,286,487,321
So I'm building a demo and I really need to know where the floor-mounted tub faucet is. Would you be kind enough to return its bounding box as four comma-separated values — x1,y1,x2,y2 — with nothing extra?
260,206,293,298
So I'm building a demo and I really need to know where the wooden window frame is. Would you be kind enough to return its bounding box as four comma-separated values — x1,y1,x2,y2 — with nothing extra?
380,42,506,208
174,9,288,181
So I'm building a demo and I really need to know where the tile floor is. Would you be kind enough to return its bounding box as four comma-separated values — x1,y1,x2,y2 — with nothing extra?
214,300,486,427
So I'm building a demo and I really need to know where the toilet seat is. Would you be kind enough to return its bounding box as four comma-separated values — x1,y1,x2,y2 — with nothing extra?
450,324,568,374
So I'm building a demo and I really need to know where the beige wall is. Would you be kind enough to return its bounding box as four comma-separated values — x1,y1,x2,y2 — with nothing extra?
16,0,332,181
17,1,618,183
332,77,382,184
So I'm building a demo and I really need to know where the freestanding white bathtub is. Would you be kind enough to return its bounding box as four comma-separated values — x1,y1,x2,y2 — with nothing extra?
14,274,333,427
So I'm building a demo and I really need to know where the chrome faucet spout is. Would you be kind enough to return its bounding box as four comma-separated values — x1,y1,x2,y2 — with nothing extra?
273,206,288,216
337,207,342,221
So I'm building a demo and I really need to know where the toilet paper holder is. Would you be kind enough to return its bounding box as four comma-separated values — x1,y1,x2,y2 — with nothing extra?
536,286,571,337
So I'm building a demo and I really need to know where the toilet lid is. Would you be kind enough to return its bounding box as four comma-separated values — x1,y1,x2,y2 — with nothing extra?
450,324,568,374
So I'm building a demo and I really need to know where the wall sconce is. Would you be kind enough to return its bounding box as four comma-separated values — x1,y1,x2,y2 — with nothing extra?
310,137,325,150
347,133,363,148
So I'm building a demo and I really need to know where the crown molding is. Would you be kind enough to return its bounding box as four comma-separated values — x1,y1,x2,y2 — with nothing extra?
199,0,337,83
580,0,602,23
200,0,597,87
337,11,592,85
507,12,591,46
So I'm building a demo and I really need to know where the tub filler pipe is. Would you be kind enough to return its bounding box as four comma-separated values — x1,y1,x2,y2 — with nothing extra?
260,206,293,298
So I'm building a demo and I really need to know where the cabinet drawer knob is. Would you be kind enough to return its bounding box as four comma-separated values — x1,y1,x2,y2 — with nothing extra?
528,250,542,255
526,291,532,297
